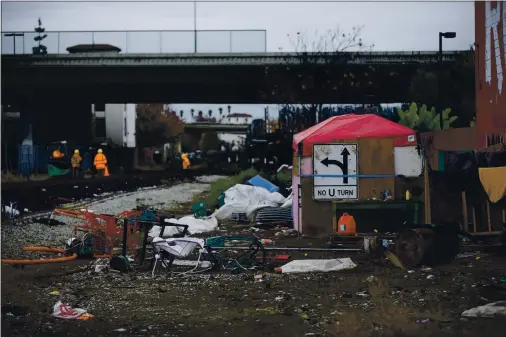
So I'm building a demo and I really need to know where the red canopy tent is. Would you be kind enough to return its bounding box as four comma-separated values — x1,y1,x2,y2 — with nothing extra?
293,114,416,156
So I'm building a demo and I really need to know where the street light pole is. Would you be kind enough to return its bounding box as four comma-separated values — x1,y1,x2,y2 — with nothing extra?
438,31,456,129
4,32,25,55
194,1,197,53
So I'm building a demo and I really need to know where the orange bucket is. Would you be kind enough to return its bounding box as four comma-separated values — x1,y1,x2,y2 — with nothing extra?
337,213,357,235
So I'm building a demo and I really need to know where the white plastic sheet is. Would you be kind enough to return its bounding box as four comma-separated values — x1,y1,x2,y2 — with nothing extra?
148,216,218,238
276,258,357,274
151,237,206,258
281,193,293,208
461,301,506,318
52,301,93,320
213,184,287,221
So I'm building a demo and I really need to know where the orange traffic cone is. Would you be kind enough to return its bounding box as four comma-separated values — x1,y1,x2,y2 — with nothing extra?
104,166,110,177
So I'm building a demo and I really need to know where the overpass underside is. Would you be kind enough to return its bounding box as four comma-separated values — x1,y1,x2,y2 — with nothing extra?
3,63,444,104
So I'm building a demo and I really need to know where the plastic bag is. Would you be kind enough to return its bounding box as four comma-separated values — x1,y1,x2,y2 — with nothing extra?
52,301,94,320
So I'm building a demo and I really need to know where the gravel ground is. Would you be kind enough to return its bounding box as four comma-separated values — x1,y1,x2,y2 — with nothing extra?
1,176,224,259
2,250,506,337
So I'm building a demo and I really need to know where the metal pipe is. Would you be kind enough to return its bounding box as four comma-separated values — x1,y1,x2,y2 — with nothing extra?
210,246,362,252
194,1,197,53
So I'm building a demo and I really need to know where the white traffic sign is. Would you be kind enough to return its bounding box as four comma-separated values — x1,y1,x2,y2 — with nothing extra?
313,144,358,200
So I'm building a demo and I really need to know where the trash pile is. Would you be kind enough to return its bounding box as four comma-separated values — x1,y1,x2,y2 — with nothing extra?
213,174,294,228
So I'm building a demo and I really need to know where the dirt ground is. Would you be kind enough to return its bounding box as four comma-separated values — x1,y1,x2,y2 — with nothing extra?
2,235,506,337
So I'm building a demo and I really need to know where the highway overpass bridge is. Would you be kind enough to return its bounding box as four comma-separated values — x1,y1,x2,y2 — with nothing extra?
1,50,473,104
184,123,249,134
1,50,474,145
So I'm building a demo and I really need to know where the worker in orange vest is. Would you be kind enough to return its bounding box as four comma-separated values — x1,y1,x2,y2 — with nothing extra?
180,153,191,181
71,149,82,179
52,148,65,160
93,149,108,177
181,153,191,170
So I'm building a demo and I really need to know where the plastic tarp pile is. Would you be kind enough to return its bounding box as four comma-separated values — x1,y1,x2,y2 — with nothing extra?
213,184,288,221
148,216,218,238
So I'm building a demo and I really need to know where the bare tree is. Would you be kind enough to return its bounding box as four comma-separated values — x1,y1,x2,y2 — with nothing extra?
265,26,373,129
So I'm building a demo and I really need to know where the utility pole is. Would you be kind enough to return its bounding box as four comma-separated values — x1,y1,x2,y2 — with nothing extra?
438,32,456,129
194,1,198,53
4,32,25,54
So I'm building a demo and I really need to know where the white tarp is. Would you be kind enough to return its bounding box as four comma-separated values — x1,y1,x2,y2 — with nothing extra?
213,184,287,221
461,301,506,318
148,216,218,238
276,258,357,274
394,146,423,177
281,193,293,208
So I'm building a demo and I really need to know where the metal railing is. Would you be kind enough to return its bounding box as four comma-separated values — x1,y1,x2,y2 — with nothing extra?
1,29,267,55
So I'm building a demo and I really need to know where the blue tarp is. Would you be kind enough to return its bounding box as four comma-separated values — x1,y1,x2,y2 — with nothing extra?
247,175,279,193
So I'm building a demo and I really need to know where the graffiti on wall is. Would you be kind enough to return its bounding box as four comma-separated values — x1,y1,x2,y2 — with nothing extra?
476,0,506,147
485,0,505,96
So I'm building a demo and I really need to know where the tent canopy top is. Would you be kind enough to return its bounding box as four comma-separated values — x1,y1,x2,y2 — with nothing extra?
293,114,416,156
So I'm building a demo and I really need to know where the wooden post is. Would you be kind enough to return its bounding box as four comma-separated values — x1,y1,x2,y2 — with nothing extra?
423,159,431,224
472,207,477,233
461,191,469,232
486,200,492,232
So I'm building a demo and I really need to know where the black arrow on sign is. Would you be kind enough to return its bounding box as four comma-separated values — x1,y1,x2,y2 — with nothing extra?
320,147,351,183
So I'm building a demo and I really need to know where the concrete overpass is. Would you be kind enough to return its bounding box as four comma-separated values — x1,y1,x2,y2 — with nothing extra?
1,51,473,104
184,123,249,134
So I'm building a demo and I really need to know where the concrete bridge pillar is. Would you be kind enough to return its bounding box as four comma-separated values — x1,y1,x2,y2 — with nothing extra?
20,96,93,146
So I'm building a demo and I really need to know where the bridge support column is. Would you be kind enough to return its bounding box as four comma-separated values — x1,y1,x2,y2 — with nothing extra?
23,97,93,146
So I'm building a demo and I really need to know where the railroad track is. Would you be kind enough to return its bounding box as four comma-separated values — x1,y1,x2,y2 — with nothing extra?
2,167,232,223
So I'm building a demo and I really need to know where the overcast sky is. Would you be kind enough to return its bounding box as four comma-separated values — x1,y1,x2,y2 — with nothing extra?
1,0,475,118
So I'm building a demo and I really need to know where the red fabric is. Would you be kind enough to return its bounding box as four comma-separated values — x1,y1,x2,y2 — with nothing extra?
293,114,416,156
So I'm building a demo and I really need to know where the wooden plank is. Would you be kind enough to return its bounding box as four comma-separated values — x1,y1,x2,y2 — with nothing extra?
357,138,395,200
424,159,431,224
486,201,492,232
461,191,469,232
472,207,477,233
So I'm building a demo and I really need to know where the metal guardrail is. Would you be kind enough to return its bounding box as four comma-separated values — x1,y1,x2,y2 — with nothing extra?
2,51,469,68
1,29,267,55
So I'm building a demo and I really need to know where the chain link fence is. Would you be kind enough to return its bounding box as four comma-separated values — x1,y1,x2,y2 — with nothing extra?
2,30,267,54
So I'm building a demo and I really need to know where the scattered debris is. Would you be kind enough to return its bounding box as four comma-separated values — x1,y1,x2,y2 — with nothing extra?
275,258,357,274
461,301,506,318
52,301,94,320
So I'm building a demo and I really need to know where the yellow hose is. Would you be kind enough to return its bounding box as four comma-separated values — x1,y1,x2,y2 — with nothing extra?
1,247,77,265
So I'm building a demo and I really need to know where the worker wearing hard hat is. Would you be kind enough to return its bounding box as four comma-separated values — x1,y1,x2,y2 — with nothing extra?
71,149,83,179
180,153,191,181
181,153,191,170
93,149,108,177
52,148,65,160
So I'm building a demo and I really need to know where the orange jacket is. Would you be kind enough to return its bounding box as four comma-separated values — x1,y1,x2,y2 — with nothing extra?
94,153,107,169
53,149,65,159
71,154,82,168
181,154,190,169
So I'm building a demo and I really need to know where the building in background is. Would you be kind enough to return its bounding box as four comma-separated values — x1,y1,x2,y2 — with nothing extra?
92,104,136,148
222,113,252,125
474,0,506,148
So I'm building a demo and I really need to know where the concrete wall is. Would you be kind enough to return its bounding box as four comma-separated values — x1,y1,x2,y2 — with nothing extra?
475,1,506,148
92,103,136,148
124,104,136,148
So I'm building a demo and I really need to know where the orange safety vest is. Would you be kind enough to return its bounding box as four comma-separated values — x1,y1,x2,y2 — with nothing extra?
53,150,65,159
94,153,107,169
181,154,190,169
71,154,82,168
